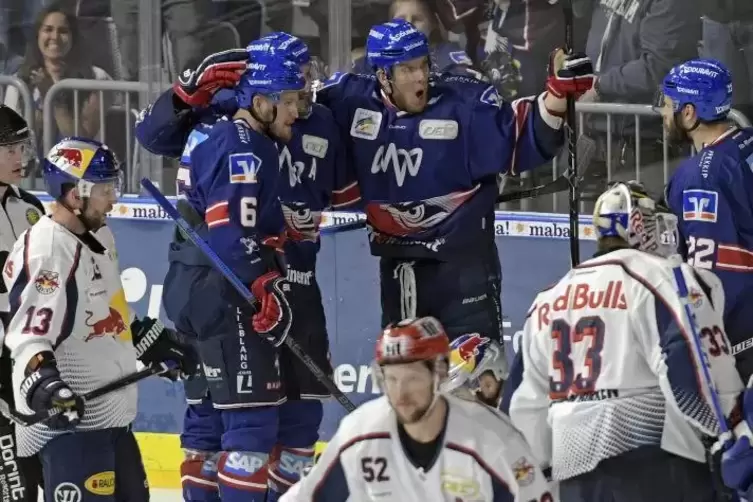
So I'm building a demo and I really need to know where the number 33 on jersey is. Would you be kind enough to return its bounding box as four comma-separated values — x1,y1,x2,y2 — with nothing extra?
509,249,743,481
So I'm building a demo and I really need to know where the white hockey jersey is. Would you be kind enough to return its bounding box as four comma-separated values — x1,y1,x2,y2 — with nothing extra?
0,186,45,342
280,394,556,502
3,216,138,456
509,248,743,481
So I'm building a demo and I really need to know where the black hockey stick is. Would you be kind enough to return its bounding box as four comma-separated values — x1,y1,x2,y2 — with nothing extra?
142,179,358,413
497,134,596,203
562,0,580,267
0,364,169,427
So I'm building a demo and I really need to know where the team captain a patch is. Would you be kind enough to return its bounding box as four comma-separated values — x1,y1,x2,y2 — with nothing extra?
682,189,718,222
229,152,262,184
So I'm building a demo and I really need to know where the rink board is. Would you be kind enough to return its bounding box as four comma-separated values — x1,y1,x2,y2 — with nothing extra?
32,194,598,489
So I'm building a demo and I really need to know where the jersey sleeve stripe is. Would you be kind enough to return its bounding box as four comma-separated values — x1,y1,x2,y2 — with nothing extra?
205,201,229,228
445,442,514,501
312,432,390,502
505,97,532,176
8,231,31,319
331,181,362,209
55,243,82,349
716,244,753,271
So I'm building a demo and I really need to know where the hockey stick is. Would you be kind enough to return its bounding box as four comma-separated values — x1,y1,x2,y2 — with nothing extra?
141,179,357,413
671,258,730,438
563,0,580,267
0,364,168,427
497,134,596,203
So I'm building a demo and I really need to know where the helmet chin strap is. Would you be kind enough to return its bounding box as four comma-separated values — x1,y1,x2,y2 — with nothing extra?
248,96,278,136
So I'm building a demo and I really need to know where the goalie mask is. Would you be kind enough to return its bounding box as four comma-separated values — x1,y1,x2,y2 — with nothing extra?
593,181,679,258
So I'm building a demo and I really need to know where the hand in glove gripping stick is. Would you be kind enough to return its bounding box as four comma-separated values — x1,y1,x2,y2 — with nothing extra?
173,49,248,107
20,353,84,430
250,271,293,347
722,377,753,500
545,48,594,101
132,317,199,380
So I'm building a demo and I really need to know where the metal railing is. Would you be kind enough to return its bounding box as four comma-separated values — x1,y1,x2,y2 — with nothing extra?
516,102,752,213
0,76,34,131
42,79,169,192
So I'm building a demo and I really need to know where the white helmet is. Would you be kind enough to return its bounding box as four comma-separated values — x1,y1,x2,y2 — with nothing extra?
442,334,508,395
592,181,678,258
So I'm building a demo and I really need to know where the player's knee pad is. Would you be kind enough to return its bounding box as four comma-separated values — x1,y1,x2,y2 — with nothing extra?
216,451,271,502
277,400,323,447
266,445,315,500
181,398,223,452
181,450,221,502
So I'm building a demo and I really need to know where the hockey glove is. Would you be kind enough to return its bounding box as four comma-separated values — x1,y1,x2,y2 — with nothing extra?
19,353,84,430
132,317,199,380
250,271,293,347
545,48,594,100
173,49,248,107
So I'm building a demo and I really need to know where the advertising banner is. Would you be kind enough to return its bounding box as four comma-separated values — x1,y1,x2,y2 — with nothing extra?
35,195,597,441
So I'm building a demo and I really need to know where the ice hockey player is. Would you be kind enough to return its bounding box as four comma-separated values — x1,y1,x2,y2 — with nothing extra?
509,180,744,502
0,137,197,502
0,105,45,502
442,333,508,408
721,379,753,500
314,18,593,341
157,33,347,502
280,316,555,501
158,40,314,502
660,58,753,383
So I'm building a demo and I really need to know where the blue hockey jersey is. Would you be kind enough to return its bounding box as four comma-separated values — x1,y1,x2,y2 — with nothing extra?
316,71,563,259
136,88,353,273
665,127,753,378
189,117,286,284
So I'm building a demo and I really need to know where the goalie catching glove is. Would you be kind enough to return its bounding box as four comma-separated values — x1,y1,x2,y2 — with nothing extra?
173,49,248,107
131,317,199,380
19,352,84,430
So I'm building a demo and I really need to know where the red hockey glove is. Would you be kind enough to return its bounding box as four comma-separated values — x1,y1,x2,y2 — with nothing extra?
250,272,293,347
545,48,594,100
173,49,248,107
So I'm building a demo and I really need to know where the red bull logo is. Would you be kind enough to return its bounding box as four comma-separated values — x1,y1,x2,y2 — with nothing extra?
52,148,83,168
449,334,486,373
84,308,126,341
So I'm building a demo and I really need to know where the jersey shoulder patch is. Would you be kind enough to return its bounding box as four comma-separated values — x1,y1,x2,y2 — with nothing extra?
16,188,45,214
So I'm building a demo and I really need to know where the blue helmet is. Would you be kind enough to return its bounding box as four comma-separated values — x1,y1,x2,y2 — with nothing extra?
237,37,305,109
255,31,310,67
366,19,430,72
661,58,733,122
43,137,121,199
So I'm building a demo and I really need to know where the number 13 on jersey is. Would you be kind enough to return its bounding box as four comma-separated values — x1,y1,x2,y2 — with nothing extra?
549,316,606,400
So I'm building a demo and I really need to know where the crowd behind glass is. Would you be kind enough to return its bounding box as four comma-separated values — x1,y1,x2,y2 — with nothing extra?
1,0,751,210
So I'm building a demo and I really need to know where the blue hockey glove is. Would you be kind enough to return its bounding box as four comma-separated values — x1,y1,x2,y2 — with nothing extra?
250,271,293,347
722,436,753,499
173,49,248,107
132,317,199,380
19,352,84,429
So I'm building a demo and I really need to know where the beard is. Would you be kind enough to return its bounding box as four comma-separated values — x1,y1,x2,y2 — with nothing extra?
395,403,431,424
80,208,106,231
665,116,690,145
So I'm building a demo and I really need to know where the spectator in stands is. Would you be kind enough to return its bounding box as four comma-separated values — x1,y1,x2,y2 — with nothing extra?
578,0,701,197
0,0,24,76
112,0,207,80
4,3,111,153
700,0,753,120
351,0,474,74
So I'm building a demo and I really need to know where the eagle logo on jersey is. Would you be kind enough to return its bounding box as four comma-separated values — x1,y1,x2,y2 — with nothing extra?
365,187,477,236
281,202,321,242
34,270,59,295
84,308,127,341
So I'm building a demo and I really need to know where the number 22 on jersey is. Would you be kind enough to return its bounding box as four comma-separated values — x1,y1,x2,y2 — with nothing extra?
549,316,606,400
